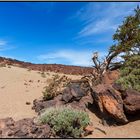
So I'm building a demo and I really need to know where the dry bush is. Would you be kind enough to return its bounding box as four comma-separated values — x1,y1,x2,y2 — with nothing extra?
0,63,6,67
43,75,71,100
7,65,11,68
41,72,46,78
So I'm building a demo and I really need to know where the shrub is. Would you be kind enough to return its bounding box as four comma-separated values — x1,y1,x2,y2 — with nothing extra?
38,106,90,138
41,72,46,78
0,63,6,67
46,72,50,76
27,68,32,72
53,74,60,80
43,75,71,100
8,65,11,68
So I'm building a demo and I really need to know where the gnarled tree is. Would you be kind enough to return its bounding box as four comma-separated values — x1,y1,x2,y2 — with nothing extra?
84,6,140,124
90,6,140,87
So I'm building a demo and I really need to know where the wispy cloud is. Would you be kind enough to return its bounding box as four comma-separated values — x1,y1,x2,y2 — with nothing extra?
0,40,8,51
77,2,139,37
0,40,7,46
79,19,118,37
0,40,16,51
38,49,107,66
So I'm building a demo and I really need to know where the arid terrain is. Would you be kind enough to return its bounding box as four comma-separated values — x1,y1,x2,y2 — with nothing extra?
0,60,140,138
0,65,82,120
0,57,94,75
0,2,139,138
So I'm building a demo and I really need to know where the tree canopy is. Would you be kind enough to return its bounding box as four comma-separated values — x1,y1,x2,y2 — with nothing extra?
92,6,140,91
112,6,140,92
110,5,140,62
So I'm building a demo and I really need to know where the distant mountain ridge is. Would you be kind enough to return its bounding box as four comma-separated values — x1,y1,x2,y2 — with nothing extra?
0,56,94,75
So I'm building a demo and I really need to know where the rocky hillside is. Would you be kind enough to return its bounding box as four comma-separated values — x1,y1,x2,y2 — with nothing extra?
0,56,94,75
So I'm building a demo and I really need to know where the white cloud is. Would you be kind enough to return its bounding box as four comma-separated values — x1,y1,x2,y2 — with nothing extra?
79,19,118,37
77,2,139,37
0,40,16,51
0,40,8,51
0,40,7,46
38,49,107,66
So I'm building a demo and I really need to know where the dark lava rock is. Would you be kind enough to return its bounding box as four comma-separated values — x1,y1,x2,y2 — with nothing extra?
62,82,90,103
0,118,51,138
62,88,73,103
26,102,31,105
32,95,65,114
123,89,140,114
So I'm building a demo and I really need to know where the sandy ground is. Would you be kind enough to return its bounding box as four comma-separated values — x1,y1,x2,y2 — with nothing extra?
0,66,81,120
0,65,140,138
85,109,140,138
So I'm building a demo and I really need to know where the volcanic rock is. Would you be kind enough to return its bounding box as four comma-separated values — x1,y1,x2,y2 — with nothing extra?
26,102,31,105
32,95,65,114
123,89,140,114
0,118,51,138
92,84,128,124
32,80,93,113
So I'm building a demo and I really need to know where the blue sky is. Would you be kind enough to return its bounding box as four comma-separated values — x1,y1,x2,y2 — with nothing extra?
0,2,139,66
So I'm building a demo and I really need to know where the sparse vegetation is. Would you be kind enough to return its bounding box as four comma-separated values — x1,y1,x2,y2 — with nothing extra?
27,68,32,72
42,75,71,100
38,106,90,138
0,63,6,67
53,74,60,80
46,72,50,76
7,65,11,68
41,72,46,78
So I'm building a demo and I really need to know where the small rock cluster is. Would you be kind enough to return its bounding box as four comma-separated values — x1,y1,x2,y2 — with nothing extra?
0,118,51,138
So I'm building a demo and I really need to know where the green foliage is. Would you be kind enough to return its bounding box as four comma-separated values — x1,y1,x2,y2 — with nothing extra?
38,106,90,138
109,6,140,60
108,6,140,92
116,55,140,92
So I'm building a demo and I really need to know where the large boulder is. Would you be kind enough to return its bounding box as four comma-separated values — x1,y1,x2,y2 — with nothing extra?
60,80,93,110
62,81,89,102
92,84,128,124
